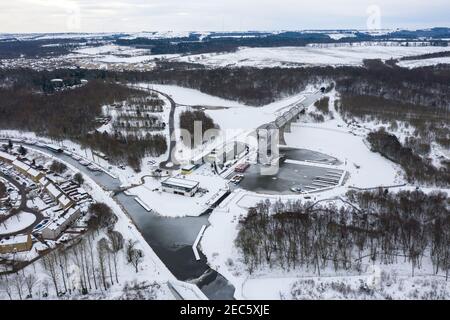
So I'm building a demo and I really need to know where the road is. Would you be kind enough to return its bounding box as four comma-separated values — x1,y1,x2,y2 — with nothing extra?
128,84,180,171
0,172,44,237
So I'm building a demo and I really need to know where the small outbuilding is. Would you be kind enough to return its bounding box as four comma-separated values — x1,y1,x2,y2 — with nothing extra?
0,234,32,254
161,177,199,197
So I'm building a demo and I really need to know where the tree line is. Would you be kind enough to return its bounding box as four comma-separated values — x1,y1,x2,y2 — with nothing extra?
2,62,449,109
337,94,449,152
236,189,450,278
80,131,167,172
367,128,450,187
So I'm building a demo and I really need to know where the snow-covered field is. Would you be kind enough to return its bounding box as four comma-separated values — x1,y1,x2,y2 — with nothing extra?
149,84,249,108
0,211,36,235
397,57,450,68
65,45,180,66
177,45,450,68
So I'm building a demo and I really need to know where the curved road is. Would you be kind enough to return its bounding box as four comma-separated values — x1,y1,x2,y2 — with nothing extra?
0,172,44,237
129,85,180,171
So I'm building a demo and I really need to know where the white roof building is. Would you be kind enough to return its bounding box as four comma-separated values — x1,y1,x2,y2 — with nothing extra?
46,183,62,199
42,206,81,240
0,151,16,162
161,177,200,197
0,234,29,246
39,177,50,187
27,168,43,180
12,159,30,172
58,194,73,208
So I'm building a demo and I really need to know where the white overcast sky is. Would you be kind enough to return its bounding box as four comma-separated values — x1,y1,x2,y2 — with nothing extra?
0,0,449,33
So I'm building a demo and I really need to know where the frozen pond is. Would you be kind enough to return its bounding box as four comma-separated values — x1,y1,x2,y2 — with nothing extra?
240,148,343,195
281,147,341,165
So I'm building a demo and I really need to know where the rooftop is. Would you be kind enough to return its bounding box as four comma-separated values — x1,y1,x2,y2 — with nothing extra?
0,151,16,162
162,177,199,189
0,234,30,246
12,159,30,172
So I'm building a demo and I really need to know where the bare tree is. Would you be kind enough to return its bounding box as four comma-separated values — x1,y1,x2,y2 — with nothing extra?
41,252,60,296
86,232,98,290
97,239,108,290
12,272,25,300
0,275,13,300
125,239,143,273
24,273,39,298
108,230,124,283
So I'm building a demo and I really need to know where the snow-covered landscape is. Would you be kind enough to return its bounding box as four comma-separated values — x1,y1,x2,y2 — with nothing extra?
0,2,450,306
177,45,450,68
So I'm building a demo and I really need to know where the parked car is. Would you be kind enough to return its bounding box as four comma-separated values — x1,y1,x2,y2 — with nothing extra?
230,175,244,185
290,186,303,193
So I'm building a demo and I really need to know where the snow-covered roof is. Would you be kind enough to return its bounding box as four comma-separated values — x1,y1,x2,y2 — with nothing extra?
27,167,42,178
0,234,29,246
0,151,16,162
46,218,65,231
58,195,72,207
12,159,30,172
46,207,79,231
46,183,62,198
182,164,197,171
162,177,199,190
66,206,80,218
39,177,50,187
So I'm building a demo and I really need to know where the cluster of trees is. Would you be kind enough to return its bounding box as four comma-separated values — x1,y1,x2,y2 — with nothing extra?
0,80,143,138
49,161,67,175
367,129,450,186
336,60,450,111
0,269,40,300
314,97,330,114
73,173,84,186
80,131,167,172
338,94,447,124
0,202,144,299
307,112,325,123
236,189,450,278
179,110,218,147
338,94,449,151
399,50,450,61
312,96,333,121
0,38,84,59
